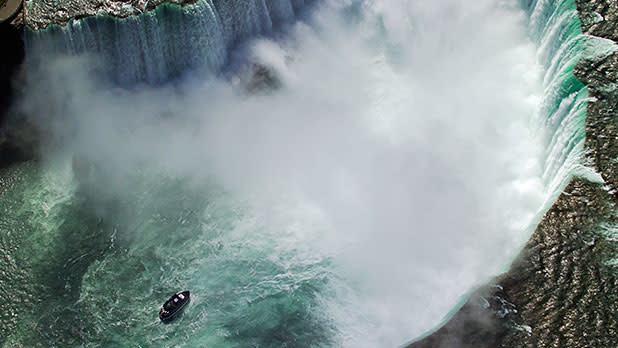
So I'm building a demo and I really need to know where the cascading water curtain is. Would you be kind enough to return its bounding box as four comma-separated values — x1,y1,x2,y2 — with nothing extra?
527,0,588,199
25,0,314,85
3,1,605,348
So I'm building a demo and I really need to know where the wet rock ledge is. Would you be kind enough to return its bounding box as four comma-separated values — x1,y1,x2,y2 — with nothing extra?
406,1,618,347
0,5,28,169
25,0,196,31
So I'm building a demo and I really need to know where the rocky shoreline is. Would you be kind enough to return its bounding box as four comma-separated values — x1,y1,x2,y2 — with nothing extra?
407,1,618,347
25,0,197,31
24,0,312,31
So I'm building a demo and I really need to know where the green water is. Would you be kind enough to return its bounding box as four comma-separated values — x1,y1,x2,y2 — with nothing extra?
0,160,336,347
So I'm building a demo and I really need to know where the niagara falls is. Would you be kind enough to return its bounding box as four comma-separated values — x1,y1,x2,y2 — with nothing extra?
1,0,618,347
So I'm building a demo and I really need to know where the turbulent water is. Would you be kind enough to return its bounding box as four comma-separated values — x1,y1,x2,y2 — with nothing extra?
0,0,592,347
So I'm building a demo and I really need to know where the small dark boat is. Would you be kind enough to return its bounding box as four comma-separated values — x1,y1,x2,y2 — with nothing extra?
159,290,190,323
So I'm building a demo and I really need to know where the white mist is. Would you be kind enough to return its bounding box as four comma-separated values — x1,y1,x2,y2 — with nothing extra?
22,0,545,347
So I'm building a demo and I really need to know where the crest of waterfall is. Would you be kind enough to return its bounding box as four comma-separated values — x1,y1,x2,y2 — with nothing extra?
25,0,590,195
526,0,588,199
25,0,313,85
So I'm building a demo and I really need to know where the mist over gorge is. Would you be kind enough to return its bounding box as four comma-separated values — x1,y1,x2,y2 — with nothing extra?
1,0,618,347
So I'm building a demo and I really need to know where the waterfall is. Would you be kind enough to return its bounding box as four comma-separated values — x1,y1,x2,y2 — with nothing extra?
25,0,314,85
2,0,605,347
527,0,588,198
24,0,590,194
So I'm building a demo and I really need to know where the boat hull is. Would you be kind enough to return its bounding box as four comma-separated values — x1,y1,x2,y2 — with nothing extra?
159,290,190,323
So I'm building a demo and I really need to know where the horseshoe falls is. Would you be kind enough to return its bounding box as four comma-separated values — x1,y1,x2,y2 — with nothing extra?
0,0,590,347
24,1,315,85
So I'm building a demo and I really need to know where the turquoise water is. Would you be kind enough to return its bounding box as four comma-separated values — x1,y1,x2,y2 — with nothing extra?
1,161,336,347
525,0,589,199
1,0,594,347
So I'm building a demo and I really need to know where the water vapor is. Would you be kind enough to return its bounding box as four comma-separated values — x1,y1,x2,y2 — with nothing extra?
20,0,545,346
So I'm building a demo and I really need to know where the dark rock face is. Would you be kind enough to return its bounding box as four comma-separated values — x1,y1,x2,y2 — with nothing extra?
575,1,618,196
0,17,28,169
576,0,618,41
408,285,524,348
0,22,24,120
407,1,618,347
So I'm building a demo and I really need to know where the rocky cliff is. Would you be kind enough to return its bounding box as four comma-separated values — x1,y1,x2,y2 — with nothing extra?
0,6,27,169
407,1,618,347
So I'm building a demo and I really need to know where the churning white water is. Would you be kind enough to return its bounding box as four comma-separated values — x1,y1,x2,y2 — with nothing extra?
15,0,556,347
